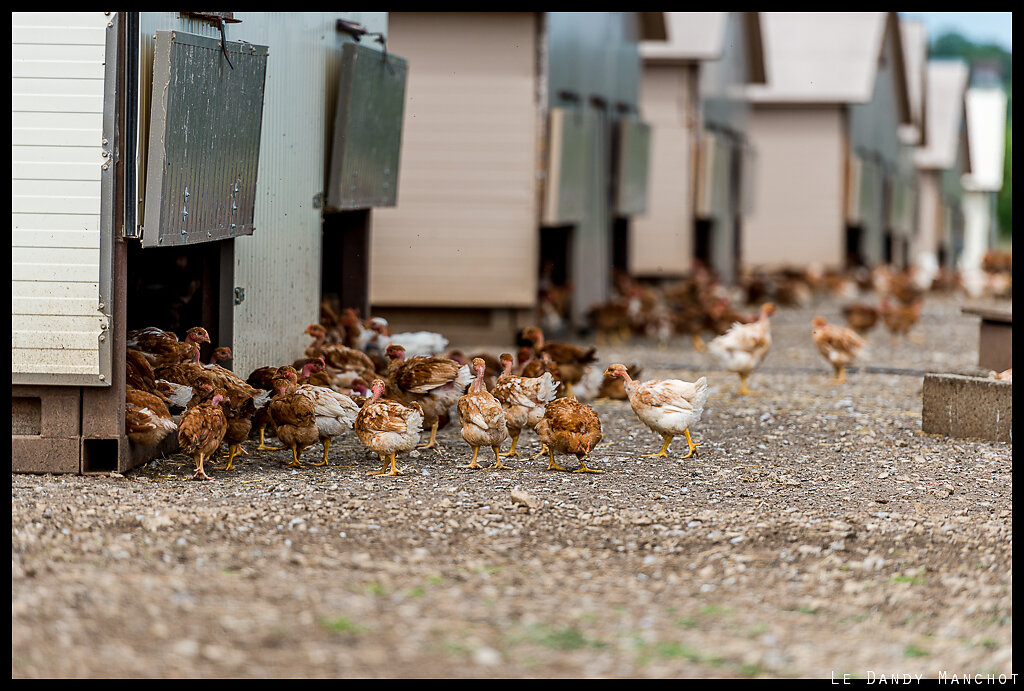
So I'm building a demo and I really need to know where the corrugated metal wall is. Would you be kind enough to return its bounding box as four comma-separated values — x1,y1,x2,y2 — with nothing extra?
137,12,387,377
369,12,539,308
743,106,846,269
12,12,111,383
630,64,696,276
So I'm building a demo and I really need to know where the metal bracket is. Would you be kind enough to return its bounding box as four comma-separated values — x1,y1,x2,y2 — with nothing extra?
233,286,245,305
181,12,241,68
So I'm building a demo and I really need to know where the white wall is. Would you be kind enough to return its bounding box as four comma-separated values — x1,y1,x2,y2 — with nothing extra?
12,12,111,384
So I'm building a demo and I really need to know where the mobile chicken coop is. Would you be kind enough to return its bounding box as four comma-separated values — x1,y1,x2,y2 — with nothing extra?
12,12,407,474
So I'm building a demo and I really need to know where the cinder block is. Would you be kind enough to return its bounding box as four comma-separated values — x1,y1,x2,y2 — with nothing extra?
922,373,1012,443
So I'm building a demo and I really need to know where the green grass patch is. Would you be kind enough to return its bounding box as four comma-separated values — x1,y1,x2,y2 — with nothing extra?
365,581,387,596
890,575,927,585
903,644,930,659
526,624,605,651
319,616,368,636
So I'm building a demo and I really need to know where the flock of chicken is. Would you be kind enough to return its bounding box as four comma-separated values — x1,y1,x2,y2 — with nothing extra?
123,260,1000,481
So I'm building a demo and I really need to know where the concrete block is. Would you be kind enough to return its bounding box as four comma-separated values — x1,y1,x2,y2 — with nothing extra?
921,373,1012,443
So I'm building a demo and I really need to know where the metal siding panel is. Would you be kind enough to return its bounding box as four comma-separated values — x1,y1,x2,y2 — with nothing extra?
542,107,589,225
326,42,408,210
142,30,268,248
614,115,651,216
11,11,110,383
370,13,539,308
134,13,389,377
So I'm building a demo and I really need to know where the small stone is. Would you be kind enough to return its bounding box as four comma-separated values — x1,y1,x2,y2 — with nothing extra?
510,489,540,510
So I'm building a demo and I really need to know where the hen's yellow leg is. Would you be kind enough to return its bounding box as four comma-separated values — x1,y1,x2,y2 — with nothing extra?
367,454,389,475
308,438,330,467
213,444,239,471
545,448,568,472
499,433,520,457
531,443,550,460
490,445,512,470
692,334,708,352
284,444,304,468
574,456,603,473
832,365,847,384
257,427,284,451
192,452,211,480
458,446,484,470
563,381,575,400
368,452,403,476
642,436,672,458
680,428,700,459
417,420,443,453
738,373,756,396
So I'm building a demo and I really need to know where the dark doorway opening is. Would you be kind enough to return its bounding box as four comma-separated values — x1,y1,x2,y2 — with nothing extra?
694,218,713,272
611,217,629,275
126,238,232,364
845,225,865,269
321,209,371,321
882,231,894,265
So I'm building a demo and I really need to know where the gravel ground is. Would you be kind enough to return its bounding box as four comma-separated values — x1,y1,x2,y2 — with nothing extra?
11,293,1013,679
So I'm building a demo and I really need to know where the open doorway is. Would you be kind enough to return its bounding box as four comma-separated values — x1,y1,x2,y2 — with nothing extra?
321,208,371,323
538,224,574,336
125,238,233,365
844,224,865,269
694,218,713,274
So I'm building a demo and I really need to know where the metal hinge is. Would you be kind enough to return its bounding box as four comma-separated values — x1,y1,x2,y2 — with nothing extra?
233,287,246,305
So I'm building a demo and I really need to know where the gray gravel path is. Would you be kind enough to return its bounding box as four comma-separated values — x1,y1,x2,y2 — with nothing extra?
12,292,1012,678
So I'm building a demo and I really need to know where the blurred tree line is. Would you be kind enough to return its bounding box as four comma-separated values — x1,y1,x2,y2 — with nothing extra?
931,31,1012,240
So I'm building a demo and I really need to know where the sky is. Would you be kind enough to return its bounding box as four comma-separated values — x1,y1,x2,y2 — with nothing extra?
899,12,1012,52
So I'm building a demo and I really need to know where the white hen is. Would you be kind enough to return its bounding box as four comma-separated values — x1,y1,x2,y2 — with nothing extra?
604,364,708,460
708,302,776,395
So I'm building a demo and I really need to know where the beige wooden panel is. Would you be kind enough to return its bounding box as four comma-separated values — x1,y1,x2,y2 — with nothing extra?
370,12,539,307
12,11,108,380
742,106,845,270
630,65,696,276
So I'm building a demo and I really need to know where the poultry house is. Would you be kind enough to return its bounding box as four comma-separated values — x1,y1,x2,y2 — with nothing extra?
383,344,472,451
277,368,361,467
604,364,707,460
534,397,604,473
125,388,178,447
811,317,865,384
880,297,923,342
841,302,880,335
267,374,320,468
355,378,425,477
490,353,558,459
708,302,776,395
177,389,228,480
127,325,210,370
519,326,597,400
455,358,510,470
